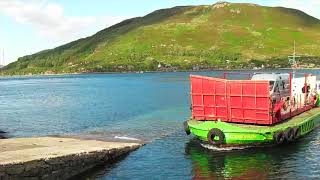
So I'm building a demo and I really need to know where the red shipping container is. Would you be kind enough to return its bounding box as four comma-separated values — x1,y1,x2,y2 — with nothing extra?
190,75,274,125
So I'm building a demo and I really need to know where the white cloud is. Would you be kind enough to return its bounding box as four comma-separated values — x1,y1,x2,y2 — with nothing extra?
277,0,320,19
0,0,129,42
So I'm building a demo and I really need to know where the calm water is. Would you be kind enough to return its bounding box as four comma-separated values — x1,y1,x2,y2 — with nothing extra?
0,70,319,179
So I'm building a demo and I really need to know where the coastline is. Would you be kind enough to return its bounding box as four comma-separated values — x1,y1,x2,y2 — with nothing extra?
1,68,319,78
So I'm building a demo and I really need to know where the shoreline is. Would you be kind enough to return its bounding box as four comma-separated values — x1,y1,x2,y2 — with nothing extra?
1,68,319,78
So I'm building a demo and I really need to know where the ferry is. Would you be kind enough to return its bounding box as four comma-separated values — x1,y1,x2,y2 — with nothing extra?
184,44,320,147
184,71,320,147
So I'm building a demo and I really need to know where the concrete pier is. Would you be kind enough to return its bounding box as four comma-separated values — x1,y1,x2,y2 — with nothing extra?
0,137,143,180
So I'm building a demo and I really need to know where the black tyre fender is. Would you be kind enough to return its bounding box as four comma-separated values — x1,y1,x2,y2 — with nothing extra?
284,128,295,142
273,131,285,145
207,128,225,145
184,121,191,135
293,127,300,140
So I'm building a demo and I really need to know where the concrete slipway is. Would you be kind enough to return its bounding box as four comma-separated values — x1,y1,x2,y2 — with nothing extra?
0,137,143,180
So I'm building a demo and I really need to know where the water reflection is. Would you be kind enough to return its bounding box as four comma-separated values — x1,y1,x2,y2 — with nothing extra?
185,138,309,179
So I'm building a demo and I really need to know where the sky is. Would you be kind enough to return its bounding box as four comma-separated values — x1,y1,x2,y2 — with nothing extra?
0,0,320,65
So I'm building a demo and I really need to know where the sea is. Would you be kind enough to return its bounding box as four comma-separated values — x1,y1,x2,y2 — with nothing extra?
0,70,319,179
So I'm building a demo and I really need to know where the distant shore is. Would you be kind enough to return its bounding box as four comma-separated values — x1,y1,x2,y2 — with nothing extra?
1,68,320,78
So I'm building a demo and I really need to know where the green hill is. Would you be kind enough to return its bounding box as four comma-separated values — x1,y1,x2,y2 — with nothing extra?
3,2,320,75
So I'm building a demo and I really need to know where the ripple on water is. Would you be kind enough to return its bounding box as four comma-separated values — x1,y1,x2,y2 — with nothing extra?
200,143,255,151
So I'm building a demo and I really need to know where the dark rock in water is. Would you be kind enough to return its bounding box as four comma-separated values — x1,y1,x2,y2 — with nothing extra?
0,130,8,139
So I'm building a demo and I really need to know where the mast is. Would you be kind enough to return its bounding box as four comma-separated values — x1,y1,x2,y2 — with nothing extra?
288,41,300,76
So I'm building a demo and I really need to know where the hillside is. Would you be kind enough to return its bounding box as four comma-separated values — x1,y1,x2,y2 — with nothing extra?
2,2,320,75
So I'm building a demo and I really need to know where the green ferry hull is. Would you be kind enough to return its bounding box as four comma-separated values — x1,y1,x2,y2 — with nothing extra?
186,107,320,146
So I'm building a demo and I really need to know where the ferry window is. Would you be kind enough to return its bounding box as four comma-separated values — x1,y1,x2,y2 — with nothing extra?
302,85,310,93
281,81,285,89
269,81,275,91
274,82,280,93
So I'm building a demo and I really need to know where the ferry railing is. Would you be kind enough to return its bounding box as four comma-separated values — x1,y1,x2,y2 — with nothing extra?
288,72,315,118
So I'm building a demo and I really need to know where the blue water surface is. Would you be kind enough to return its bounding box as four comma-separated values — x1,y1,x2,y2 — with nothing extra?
0,70,319,179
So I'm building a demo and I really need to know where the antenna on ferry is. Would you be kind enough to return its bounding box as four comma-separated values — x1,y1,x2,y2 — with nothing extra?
288,40,300,75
